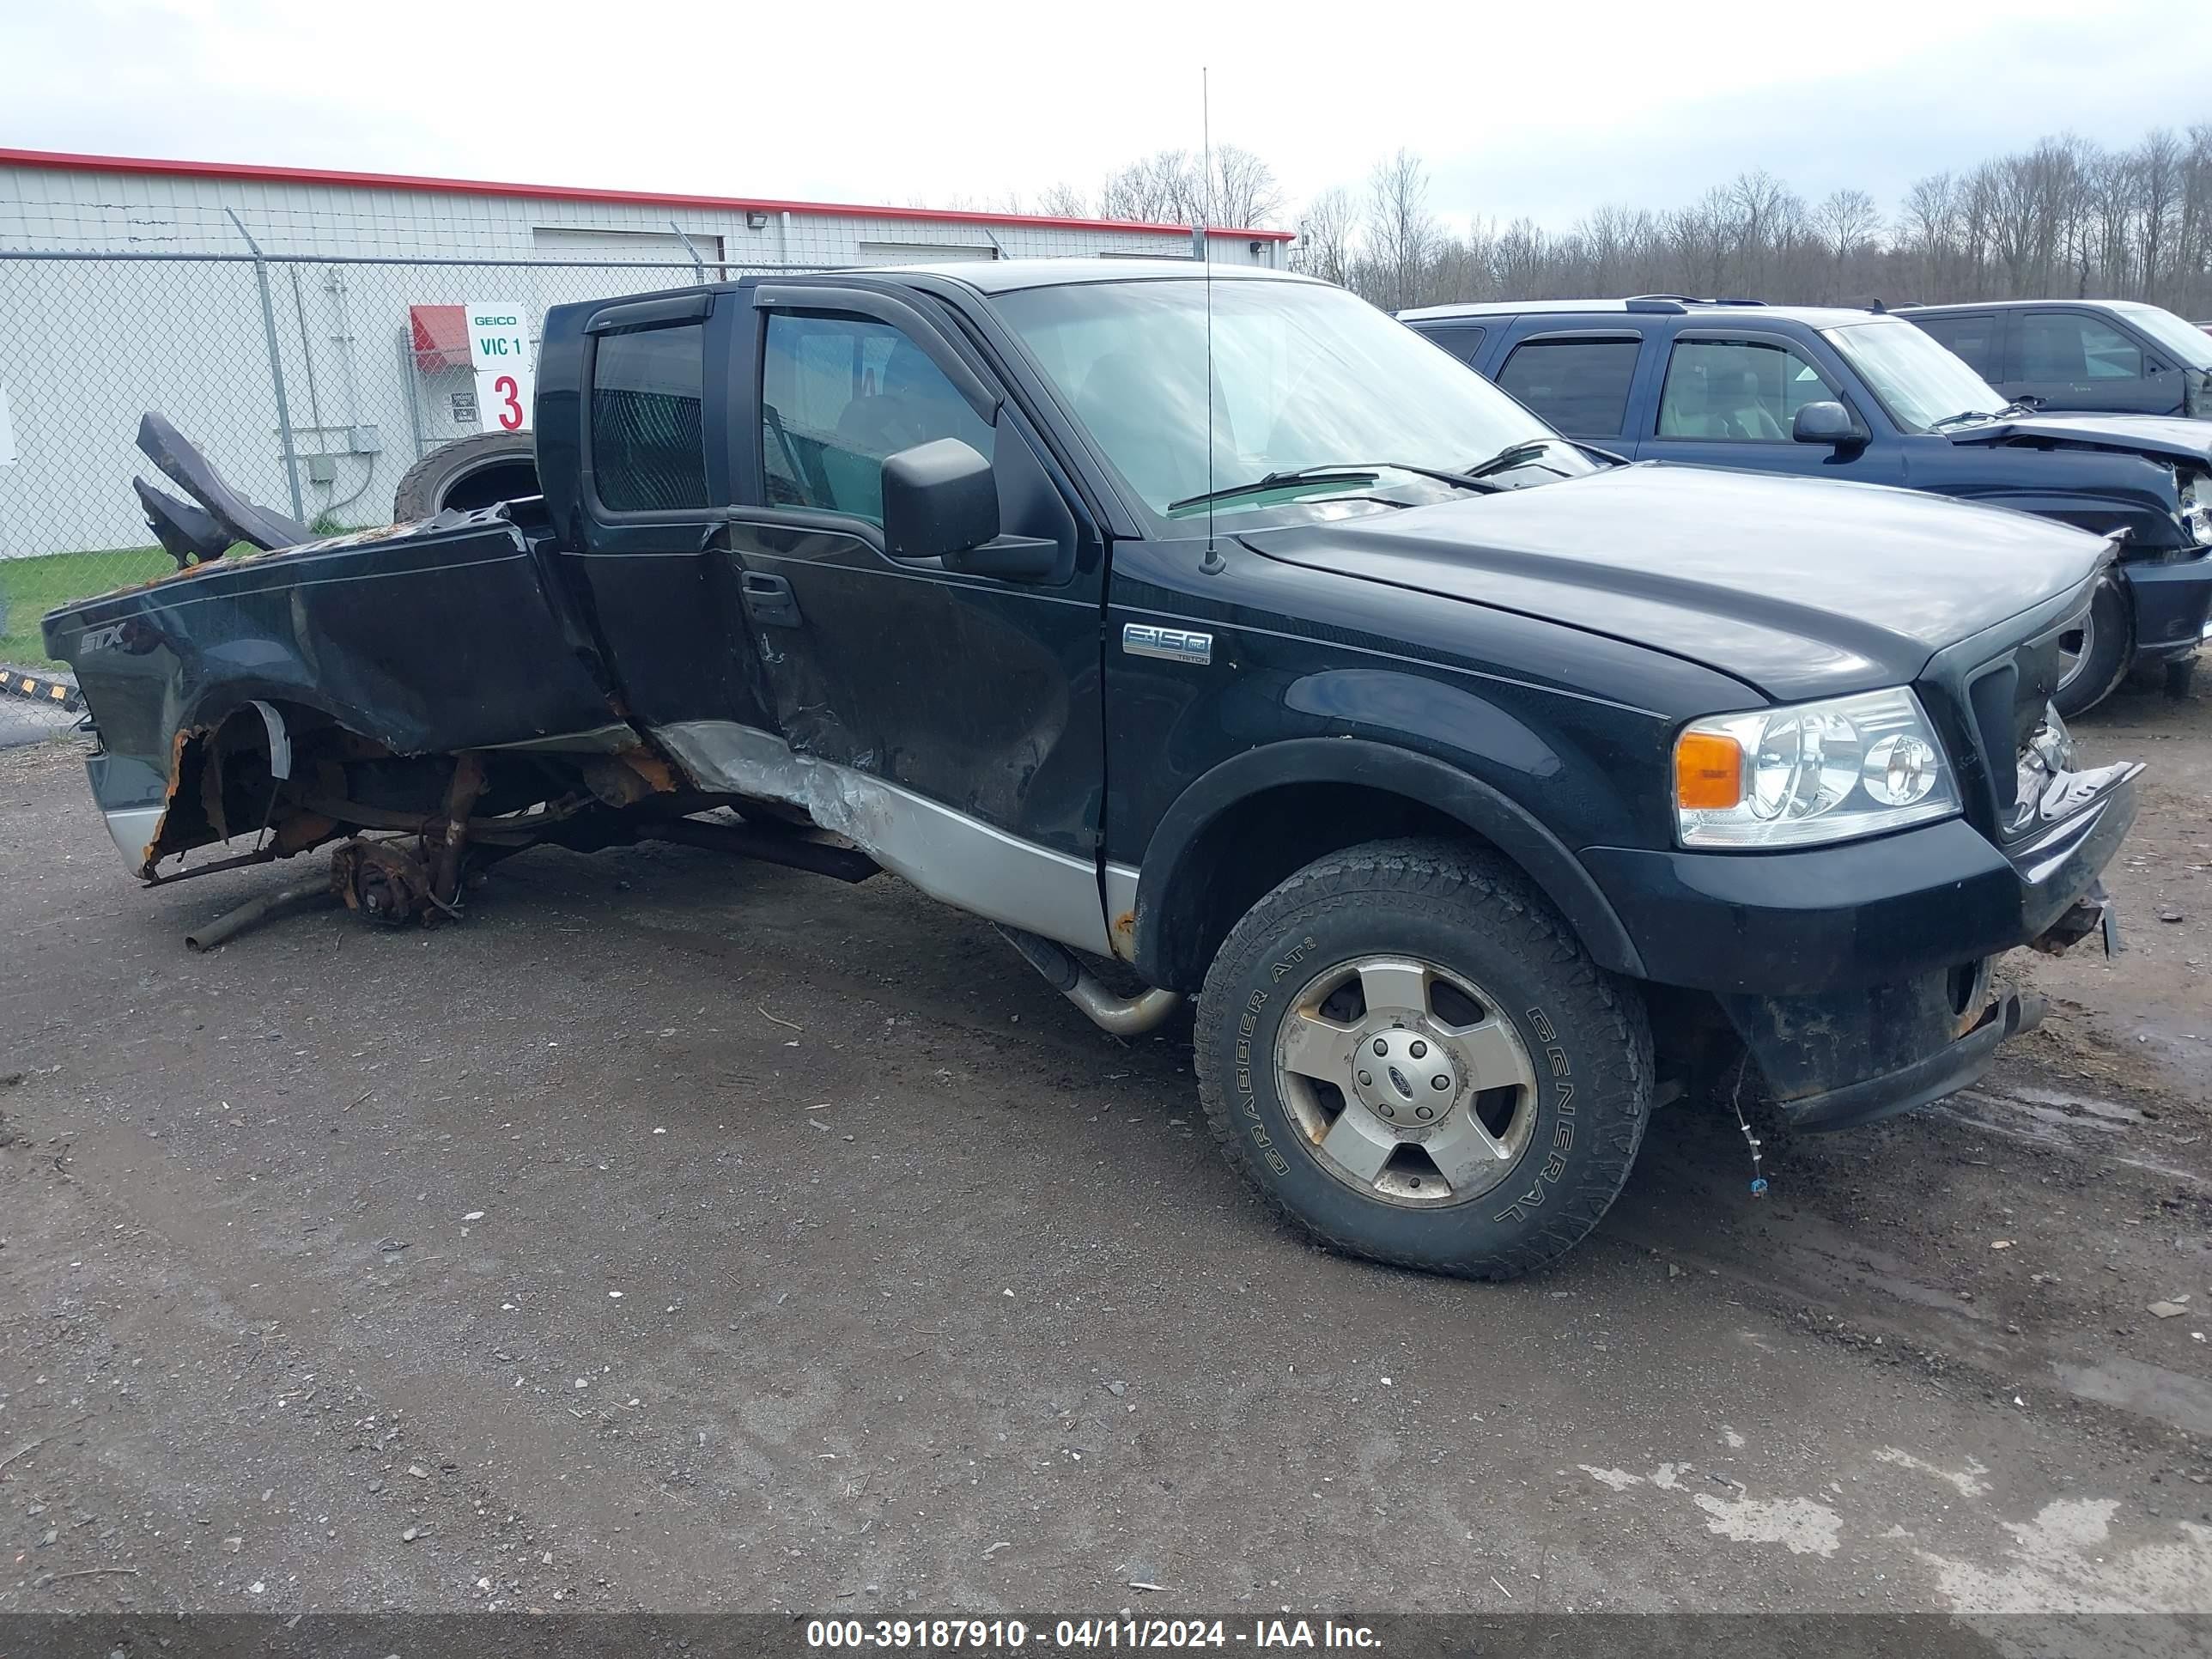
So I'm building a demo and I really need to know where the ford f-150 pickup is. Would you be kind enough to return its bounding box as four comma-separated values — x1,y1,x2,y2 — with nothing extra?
44,262,2140,1277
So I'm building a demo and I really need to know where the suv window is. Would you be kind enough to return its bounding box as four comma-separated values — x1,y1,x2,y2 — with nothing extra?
1657,337,1843,441
591,322,709,512
761,312,994,524
1912,311,1999,377
2017,311,2144,381
1494,337,1639,435
1421,324,1487,368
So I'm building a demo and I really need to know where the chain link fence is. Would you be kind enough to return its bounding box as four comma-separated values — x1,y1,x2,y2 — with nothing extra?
0,246,816,668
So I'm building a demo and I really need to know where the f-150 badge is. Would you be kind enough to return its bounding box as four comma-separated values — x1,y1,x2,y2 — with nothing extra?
1121,623,1212,665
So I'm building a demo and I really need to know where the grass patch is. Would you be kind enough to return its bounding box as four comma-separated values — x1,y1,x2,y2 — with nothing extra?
0,545,175,669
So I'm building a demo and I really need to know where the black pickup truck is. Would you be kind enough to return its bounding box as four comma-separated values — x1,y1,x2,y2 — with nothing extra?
46,262,2140,1278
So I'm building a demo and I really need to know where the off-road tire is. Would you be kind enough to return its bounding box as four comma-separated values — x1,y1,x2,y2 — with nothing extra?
2053,574,2132,719
1194,837,1652,1279
392,431,539,523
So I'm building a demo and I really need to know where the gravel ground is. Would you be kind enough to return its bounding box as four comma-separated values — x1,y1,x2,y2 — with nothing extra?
1,682,2209,1620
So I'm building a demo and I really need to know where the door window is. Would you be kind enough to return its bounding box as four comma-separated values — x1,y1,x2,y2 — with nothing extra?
1422,325,1487,368
1656,338,1843,441
591,322,709,512
1912,312,1999,377
1493,337,1639,435
761,313,994,523
2017,312,2145,381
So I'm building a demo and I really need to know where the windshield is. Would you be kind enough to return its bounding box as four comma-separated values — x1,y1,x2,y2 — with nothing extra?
2109,301,2212,372
1824,319,2010,434
990,277,1586,524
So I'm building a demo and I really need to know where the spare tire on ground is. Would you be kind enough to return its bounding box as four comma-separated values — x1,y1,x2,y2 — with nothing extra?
392,431,540,522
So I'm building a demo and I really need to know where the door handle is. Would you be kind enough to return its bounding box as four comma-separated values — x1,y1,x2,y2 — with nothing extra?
740,570,802,629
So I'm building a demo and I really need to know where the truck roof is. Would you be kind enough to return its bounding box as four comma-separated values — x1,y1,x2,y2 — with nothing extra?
1899,297,2153,314
872,258,1317,294
1401,298,1879,329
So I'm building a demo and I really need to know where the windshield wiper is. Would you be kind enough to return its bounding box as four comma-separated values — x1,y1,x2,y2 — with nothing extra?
1169,466,1376,512
1463,434,1626,478
1168,462,1498,513
1463,440,1562,480
1930,409,2002,429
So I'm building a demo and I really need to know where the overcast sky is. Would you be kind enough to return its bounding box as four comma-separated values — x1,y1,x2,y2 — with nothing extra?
3,0,2209,234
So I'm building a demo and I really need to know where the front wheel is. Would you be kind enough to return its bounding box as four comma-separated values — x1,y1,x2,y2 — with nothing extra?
1194,838,1652,1279
2052,574,2132,719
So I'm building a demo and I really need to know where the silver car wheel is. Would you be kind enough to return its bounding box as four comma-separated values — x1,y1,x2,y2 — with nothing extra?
1273,953,1540,1208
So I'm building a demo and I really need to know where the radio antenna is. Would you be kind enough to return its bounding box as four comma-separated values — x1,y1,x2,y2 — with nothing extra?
1199,65,1224,575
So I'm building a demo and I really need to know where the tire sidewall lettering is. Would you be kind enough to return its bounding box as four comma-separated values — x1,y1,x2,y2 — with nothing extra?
1491,1002,1570,1225
1242,939,1311,1154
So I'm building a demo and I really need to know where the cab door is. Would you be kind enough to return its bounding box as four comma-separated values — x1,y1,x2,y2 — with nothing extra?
560,290,781,739
2010,307,2181,416
1635,329,1905,483
705,282,1113,952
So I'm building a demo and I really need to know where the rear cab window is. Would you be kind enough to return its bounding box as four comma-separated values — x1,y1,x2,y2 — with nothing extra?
1420,324,1487,368
1493,336,1642,437
590,321,710,512
1911,311,2001,378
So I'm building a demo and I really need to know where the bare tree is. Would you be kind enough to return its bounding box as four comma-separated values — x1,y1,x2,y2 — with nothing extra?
1726,167,1799,292
1667,186,1733,297
1036,181,1091,219
1068,113,2212,317
1292,185,1356,285
1900,172,1956,298
1364,149,1436,312
1089,143,1285,228
1099,149,1200,224
1817,189,1881,262
1209,144,1285,228
2134,128,2185,297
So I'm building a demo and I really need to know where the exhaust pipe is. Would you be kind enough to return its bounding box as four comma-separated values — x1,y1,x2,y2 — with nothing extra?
996,925,1182,1037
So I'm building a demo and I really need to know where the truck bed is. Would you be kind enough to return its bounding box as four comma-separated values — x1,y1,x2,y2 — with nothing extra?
44,503,639,874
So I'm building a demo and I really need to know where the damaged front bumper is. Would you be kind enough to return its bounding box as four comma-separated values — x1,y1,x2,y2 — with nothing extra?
1723,971,2048,1133
1583,763,2139,1132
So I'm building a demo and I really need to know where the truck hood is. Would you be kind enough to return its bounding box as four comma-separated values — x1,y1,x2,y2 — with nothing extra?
1240,462,2109,702
1948,410,2212,466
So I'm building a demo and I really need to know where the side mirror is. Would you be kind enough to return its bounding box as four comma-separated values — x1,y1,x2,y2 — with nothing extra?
1792,400,1863,447
880,436,1059,580
882,438,999,562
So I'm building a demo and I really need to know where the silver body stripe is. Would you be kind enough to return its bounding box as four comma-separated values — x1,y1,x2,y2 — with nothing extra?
652,720,1112,957
101,805,166,864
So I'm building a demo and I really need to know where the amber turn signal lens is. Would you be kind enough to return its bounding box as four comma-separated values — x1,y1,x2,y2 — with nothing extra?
1675,732,1744,810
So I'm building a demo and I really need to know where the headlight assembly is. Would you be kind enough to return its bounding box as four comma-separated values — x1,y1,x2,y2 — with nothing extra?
1673,687,1961,849
2181,469,2212,546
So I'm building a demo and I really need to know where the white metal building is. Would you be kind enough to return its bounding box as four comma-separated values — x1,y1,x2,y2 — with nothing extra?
0,149,1291,560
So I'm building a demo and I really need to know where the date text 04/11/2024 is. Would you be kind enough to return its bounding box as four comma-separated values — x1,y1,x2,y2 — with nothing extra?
803,1619,1382,1650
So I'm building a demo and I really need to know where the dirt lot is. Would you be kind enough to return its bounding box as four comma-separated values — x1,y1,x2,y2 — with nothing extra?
2,682,2210,1620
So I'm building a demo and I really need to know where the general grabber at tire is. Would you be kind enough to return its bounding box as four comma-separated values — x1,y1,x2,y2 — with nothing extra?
1194,837,1652,1279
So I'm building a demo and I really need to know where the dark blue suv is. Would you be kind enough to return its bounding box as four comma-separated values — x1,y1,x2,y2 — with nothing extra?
1401,296,2212,714
1899,298,2210,421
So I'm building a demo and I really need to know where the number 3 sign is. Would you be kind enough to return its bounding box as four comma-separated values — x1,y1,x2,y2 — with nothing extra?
465,301,535,434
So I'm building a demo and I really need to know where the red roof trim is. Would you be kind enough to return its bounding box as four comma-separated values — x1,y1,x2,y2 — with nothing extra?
0,147,1297,241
